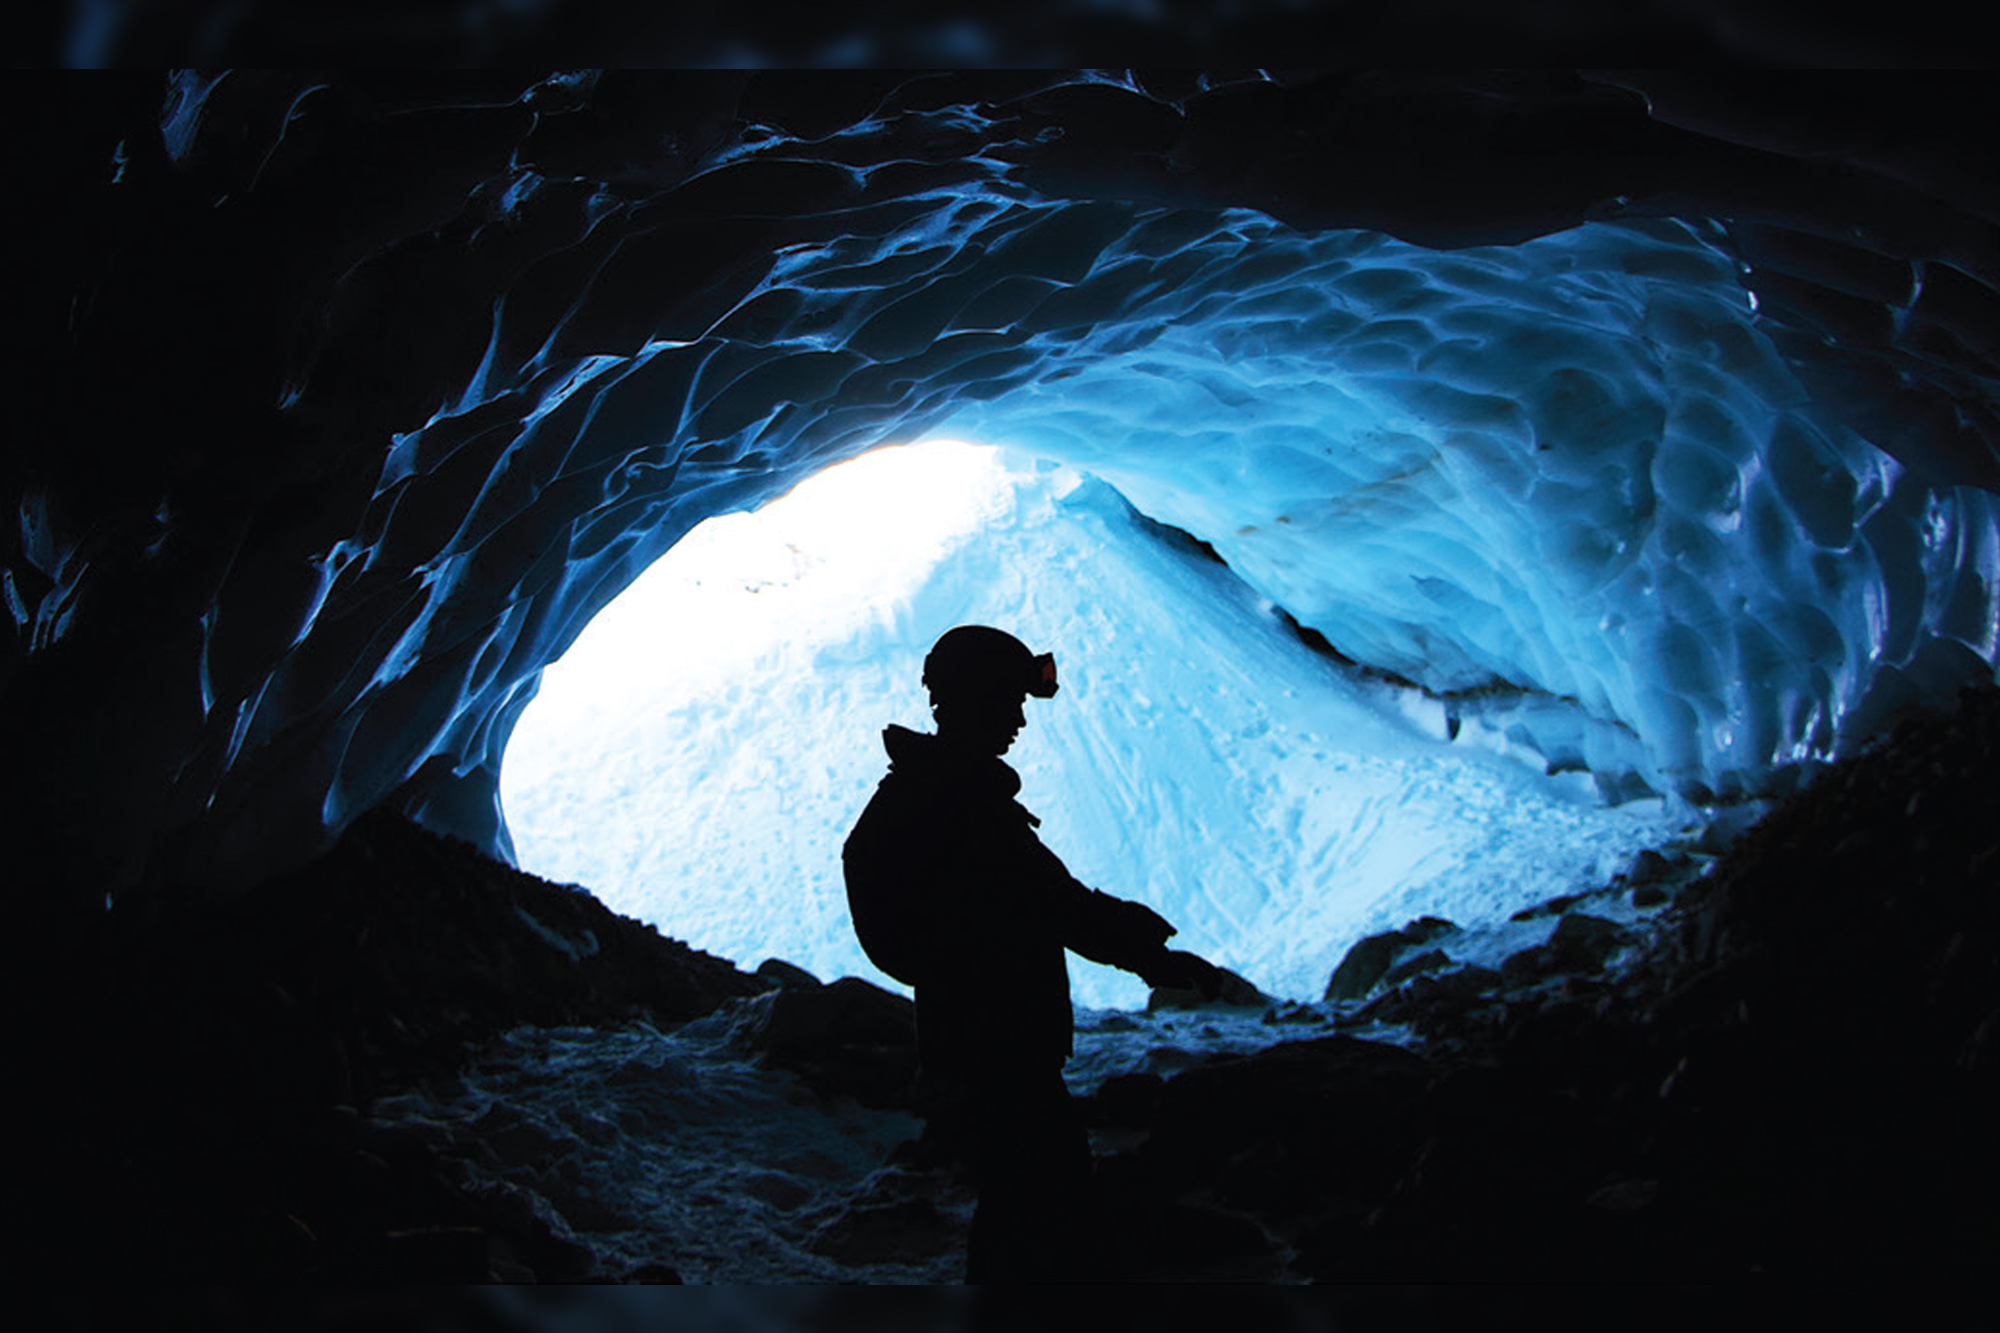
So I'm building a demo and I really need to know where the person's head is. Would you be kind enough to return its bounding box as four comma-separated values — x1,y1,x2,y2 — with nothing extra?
922,625,1058,756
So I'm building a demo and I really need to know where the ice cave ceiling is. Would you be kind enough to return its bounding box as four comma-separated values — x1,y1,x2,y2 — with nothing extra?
8,70,2000,921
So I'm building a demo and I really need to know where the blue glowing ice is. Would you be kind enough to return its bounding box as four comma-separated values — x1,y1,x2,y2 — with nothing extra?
502,443,1689,1008
932,216,2000,804
493,211,1997,1005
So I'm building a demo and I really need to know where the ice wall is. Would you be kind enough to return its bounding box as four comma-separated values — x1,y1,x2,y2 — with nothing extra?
15,73,2000,911
208,196,2000,885
345,189,1998,891
497,195,2000,1000
934,215,2000,802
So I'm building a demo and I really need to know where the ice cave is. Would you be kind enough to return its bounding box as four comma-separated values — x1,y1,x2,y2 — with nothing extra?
10,71,1999,1286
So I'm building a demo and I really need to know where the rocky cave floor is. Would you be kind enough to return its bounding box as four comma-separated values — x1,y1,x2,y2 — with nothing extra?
16,690,1999,1285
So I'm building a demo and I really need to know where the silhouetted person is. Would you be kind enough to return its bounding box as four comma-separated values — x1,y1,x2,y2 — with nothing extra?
843,624,1222,1281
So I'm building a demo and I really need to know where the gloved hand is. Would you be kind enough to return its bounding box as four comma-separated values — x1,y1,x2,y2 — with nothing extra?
1140,948,1227,1000
1100,894,1176,949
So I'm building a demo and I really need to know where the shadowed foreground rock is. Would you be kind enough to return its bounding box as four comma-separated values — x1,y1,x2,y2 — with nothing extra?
14,689,1998,1282
727,967,920,1109
1071,685,2000,1281
16,808,768,1282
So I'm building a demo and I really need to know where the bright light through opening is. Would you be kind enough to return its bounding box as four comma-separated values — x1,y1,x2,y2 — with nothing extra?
546,440,1021,698
501,438,1682,1010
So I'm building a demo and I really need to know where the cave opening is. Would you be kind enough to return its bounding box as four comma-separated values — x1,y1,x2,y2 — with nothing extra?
481,203,1982,1015
500,433,1691,1010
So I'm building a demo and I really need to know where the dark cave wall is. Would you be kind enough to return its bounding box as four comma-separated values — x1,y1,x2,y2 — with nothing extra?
6,71,2000,925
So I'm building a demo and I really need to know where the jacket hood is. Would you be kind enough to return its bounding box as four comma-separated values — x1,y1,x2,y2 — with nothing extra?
882,724,1022,800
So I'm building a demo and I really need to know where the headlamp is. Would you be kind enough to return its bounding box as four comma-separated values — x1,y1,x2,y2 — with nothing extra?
1028,652,1059,699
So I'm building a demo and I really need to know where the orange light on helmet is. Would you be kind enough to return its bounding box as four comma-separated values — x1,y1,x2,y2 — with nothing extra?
1029,652,1058,698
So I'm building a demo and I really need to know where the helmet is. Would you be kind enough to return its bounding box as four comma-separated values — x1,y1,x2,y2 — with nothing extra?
922,625,1059,702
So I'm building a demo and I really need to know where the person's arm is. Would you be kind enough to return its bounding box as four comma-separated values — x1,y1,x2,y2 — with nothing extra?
1136,947,1228,996
1035,840,1226,997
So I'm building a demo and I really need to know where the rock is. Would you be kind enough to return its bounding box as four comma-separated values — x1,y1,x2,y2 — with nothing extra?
1382,947,1453,988
1629,848,1677,883
1356,963,1503,1029
1324,917,1458,1001
1104,1033,1435,1265
1262,1001,1329,1026
1085,1071,1166,1130
810,1196,961,1265
1434,965,1504,999
755,958,823,989
1325,931,1406,1001
1499,942,1548,983
1503,912,1633,982
1546,912,1633,972
728,975,919,1107
741,1171,815,1211
1402,964,1505,1014
1404,915,1457,943
1509,892,1588,923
